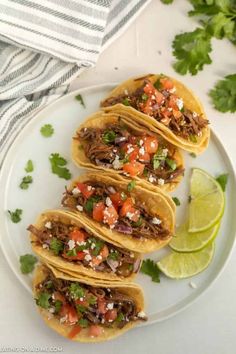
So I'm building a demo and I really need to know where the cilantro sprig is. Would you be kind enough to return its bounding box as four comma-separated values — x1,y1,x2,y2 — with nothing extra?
8,209,23,223
40,124,54,137
216,173,228,192
19,175,33,190
36,292,51,309
210,74,236,113
75,94,85,108
20,254,37,274
140,259,160,283
49,153,72,180
25,160,34,173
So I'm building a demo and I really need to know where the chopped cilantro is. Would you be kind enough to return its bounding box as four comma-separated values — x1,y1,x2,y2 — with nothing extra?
188,195,192,203
172,197,181,206
189,134,198,143
24,160,34,172
127,180,136,192
153,149,166,169
108,250,119,261
210,74,236,113
19,254,37,274
84,196,101,213
40,124,54,137
90,238,104,256
69,283,85,300
36,292,51,309
102,130,116,144
19,175,33,190
161,0,174,3
153,78,161,89
121,192,127,201
88,295,97,305
49,237,64,255
140,258,160,283
76,304,87,314
49,153,72,180
8,209,23,223
132,217,143,227
189,152,197,158
116,312,125,322
166,158,177,171
141,93,148,101
216,173,228,192
122,98,130,106
143,167,149,177
66,248,77,257
78,318,89,328
75,94,85,108
54,300,62,314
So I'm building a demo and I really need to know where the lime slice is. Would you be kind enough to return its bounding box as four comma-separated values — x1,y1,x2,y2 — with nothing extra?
170,222,220,252
189,168,224,233
157,242,215,279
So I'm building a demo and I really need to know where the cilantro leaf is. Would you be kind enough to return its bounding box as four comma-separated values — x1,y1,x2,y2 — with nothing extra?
20,254,37,274
75,94,85,108
172,197,181,206
127,180,136,192
69,283,85,300
189,152,197,158
49,153,72,180
166,158,177,171
36,292,51,309
172,28,212,75
205,12,235,40
140,259,160,283
40,124,54,137
122,98,131,106
216,173,228,191
209,74,236,113
84,196,101,213
49,237,64,255
116,312,125,322
161,0,174,3
54,300,62,314
102,130,116,144
78,318,89,328
76,304,87,314
19,175,33,190
25,160,34,173
153,148,166,169
8,209,23,223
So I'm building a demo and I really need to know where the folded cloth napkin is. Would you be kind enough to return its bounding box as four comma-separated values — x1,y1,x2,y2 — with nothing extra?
0,0,150,165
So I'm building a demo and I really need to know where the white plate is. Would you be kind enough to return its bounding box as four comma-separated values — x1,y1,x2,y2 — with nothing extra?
0,84,236,326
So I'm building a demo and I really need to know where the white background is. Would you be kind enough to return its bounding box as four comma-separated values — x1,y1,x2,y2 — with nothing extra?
1,1,236,353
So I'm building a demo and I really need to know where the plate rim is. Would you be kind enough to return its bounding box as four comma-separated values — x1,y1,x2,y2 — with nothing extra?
0,82,236,327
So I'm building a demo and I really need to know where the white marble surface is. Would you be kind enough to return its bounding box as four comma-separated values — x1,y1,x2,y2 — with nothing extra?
1,1,236,353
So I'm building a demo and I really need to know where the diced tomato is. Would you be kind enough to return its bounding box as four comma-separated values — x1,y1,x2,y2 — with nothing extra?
103,205,118,226
123,143,139,161
75,298,89,307
140,97,153,115
104,309,118,322
68,325,82,339
97,298,107,314
93,202,106,222
160,77,174,90
76,182,94,199
53,291,66,304
143,137,158,154
89,325,103,338
173,110,182,119
70,229,87,243
100,245,109,259
138,150,150,163
143,82,155,95
127,208,140,222
110,192,124,208
62,250,85,261
120,198,133,217
155,91,165,105
123,161,144,177
168,95,178,110
128,136,137,144
60,304,78,324
90,256,103,266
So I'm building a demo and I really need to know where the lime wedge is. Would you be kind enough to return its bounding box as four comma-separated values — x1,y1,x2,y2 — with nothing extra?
157,242,215,279
170,222,220,252
189,168,224,233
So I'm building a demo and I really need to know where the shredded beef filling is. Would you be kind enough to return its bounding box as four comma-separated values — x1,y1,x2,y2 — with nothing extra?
36,268,147,329
61,181,170,240
28,221,139,277
101,79,209,140
77,122,184,185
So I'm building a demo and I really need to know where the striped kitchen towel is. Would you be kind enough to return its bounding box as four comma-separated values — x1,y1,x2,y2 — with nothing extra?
0,0,151,165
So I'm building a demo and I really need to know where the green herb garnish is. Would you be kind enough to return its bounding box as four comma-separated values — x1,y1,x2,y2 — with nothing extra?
54,300,62,314
122,98,130,106
19,175,33,190
132,217,143,227
216,173,228,192
189,152,197,158
40,124,54,137
36,292,51,309
189,134,198,143
166,158,177,171
84,196,101,213
49,153,72,180
88,295,97,305
69,283,85,300
90,238,104,256
127,180,136,192
108,250,119,261
116,312,125,322
19,254,37,274
153,149,166,169
172,197,181,206
121,192,127,201
75,94,85,108
102,130,116,144
66,248,77,257
141,93,148,101
210,74,236,113
49,237,64,255
25,160,34,172
8,209,23,223
140,259,160,283
76,304,87,314
78,318,89,328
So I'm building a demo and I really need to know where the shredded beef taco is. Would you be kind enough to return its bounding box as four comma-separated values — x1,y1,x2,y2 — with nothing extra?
72,112,184,192
28,210,141,282
100,74,210,153
33,264,146,342
61,172,175,253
